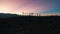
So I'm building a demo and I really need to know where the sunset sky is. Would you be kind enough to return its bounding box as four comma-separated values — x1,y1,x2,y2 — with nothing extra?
0,0,60,15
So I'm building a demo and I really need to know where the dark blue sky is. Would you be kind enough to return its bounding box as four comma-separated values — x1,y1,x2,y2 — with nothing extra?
37,0,60,14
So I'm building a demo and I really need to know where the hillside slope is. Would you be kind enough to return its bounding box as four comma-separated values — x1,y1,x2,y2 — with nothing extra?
0,16,60,34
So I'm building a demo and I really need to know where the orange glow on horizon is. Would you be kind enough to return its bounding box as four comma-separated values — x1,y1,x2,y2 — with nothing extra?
0,0,49,15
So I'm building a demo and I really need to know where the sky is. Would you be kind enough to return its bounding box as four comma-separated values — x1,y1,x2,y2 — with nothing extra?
0,0,60,15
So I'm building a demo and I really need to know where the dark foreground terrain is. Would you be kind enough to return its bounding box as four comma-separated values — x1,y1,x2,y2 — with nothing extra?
0,16,60,34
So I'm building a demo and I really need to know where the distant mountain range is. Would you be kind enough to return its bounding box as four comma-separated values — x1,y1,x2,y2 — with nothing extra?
0,13,20,18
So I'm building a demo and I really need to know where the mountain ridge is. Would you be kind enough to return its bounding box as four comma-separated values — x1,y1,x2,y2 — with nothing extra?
0,13,21,18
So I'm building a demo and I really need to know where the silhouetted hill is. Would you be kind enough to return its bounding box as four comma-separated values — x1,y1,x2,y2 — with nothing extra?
0,14,60,34
0,13,21,18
